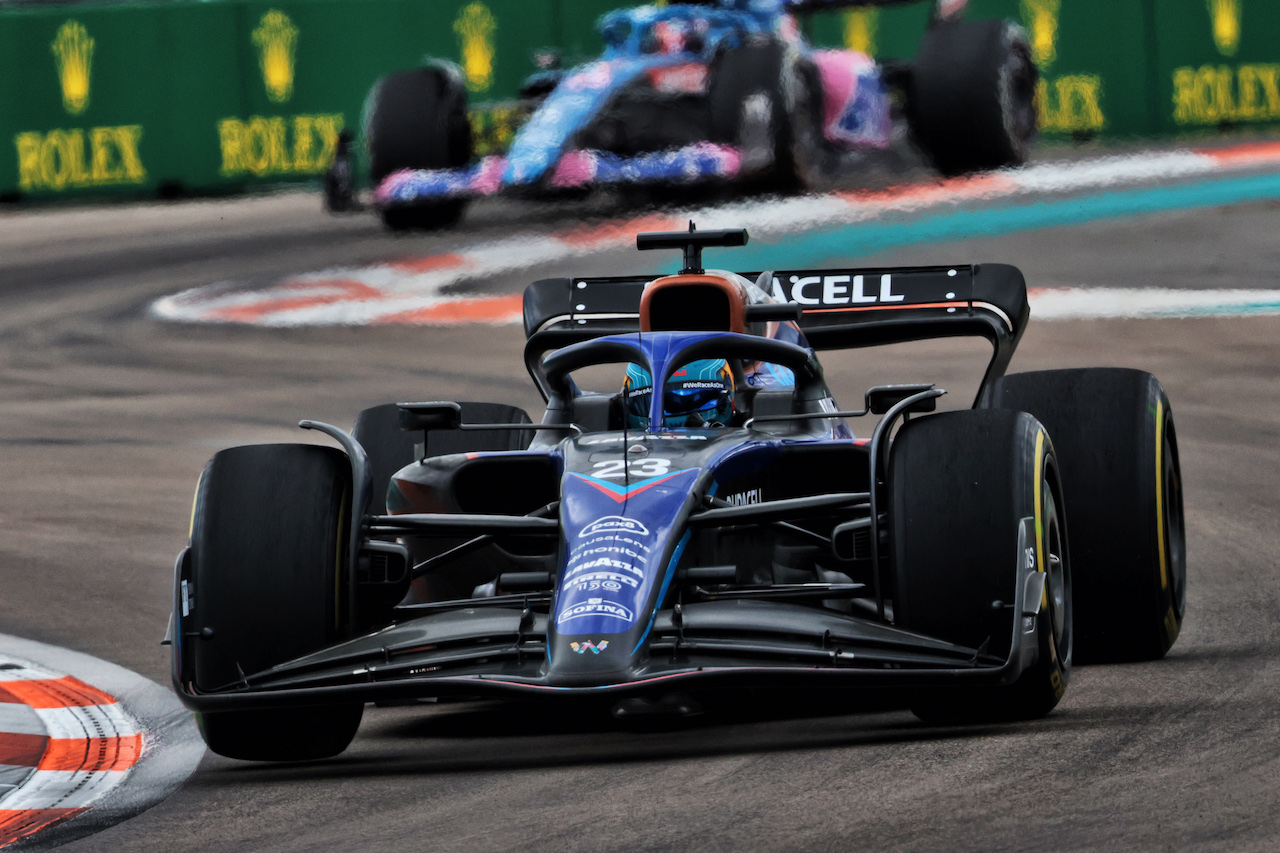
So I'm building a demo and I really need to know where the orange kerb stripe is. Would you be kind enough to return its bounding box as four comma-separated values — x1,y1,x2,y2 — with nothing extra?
557,213,682,248
38,734,143,773
206,279,383,322
371,294,522,326
838,174,1017,206
388,253,469,273
0,731,47,767
0,676,116,709
1197,140,1280,165
0,808,84,847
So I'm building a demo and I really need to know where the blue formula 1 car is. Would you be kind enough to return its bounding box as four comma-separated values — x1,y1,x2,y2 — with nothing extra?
169,226,1186,761
324,0,1038,230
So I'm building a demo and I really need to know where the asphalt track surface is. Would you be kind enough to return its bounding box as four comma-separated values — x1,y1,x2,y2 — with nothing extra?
1,167,1279,851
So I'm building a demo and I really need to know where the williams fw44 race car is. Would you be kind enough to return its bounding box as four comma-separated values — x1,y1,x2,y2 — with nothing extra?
168,227,1186,761
323,0,1038,230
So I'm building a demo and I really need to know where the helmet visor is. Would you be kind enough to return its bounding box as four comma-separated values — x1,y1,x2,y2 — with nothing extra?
663,386,727,416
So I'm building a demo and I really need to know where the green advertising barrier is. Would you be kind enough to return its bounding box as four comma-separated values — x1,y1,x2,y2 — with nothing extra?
1153,0,1280,134
5,5,181,198
3,0,1280,202
1,0,559,199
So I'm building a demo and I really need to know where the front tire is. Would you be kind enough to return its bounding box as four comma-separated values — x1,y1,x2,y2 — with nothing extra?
985,368,1186,662
188,444,362,760
709,43,822,193
891,409,1072,723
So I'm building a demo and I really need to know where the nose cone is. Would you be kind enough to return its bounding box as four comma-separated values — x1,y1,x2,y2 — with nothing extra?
547,465,701,685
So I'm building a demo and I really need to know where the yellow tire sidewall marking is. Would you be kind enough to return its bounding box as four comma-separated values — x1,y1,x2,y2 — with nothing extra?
1034,428,1046,592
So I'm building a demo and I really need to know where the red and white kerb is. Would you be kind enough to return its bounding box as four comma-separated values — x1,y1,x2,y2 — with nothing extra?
0,662,142,848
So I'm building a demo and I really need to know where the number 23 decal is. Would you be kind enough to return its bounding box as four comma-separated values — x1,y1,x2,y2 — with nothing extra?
592,458,672,479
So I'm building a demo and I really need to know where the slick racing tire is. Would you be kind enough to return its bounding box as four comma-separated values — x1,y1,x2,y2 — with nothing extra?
985,369,1186,663
891,409,1072,724
187,444,362,760
907,19,1038,175
709,43,822,193
365,65,473,231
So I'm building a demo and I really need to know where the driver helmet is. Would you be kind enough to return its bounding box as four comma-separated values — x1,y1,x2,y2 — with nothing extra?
623,359,735,429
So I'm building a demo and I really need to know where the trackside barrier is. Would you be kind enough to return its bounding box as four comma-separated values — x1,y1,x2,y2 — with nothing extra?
2,0,1278,201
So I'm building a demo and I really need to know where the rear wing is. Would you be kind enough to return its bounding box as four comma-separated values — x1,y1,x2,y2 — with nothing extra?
522,263,1029,403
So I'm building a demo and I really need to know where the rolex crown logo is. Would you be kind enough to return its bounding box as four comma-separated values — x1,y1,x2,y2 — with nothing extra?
51,20,94,115
1207,0,1241,57
454,2,496,93
1020,0,1060,69
843,8,878,57
253,10,299,103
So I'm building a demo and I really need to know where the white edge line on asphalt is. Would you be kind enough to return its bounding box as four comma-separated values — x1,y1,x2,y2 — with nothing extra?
149,146,1280,327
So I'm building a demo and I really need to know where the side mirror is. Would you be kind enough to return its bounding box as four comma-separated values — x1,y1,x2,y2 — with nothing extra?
744,302,802,323
397,401,462,433
866,384,937,415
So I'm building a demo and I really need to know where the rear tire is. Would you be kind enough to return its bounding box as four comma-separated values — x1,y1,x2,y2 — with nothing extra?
189,444,362,760
907,19,1038,175
891,409,1072,723
365,66,473,231
985,368,1186,662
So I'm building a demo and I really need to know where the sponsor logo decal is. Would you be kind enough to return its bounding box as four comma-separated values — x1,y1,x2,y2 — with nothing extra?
215,11,346,178
579,434,706,444
1020,0,1106,133
771,273,904,306
52,20,93,115
455,2,496,93
566,571,637,593
565,557,646,580
580,516,649,538
1209,0,1241,57
725,488,762,506
12,23,149,193
570,640,610,654
559,600,634,623
14,126,146,192
216,114,345,177
253,10,299,103
1021,0,1059,68
843,8,877,56
1172,6,1279,127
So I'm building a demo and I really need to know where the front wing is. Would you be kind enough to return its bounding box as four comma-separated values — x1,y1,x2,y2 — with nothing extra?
374,143,744,207
173,590,1047,712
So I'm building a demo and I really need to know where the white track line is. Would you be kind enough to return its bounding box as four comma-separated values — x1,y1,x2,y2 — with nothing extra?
151,143,1280,327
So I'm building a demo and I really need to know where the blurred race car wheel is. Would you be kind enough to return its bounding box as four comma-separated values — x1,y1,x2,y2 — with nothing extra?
985,369,1187,663
907,19,1038,175
365,65,473,231
709,43,821,193
891,409,1072,724
188,444,362,760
